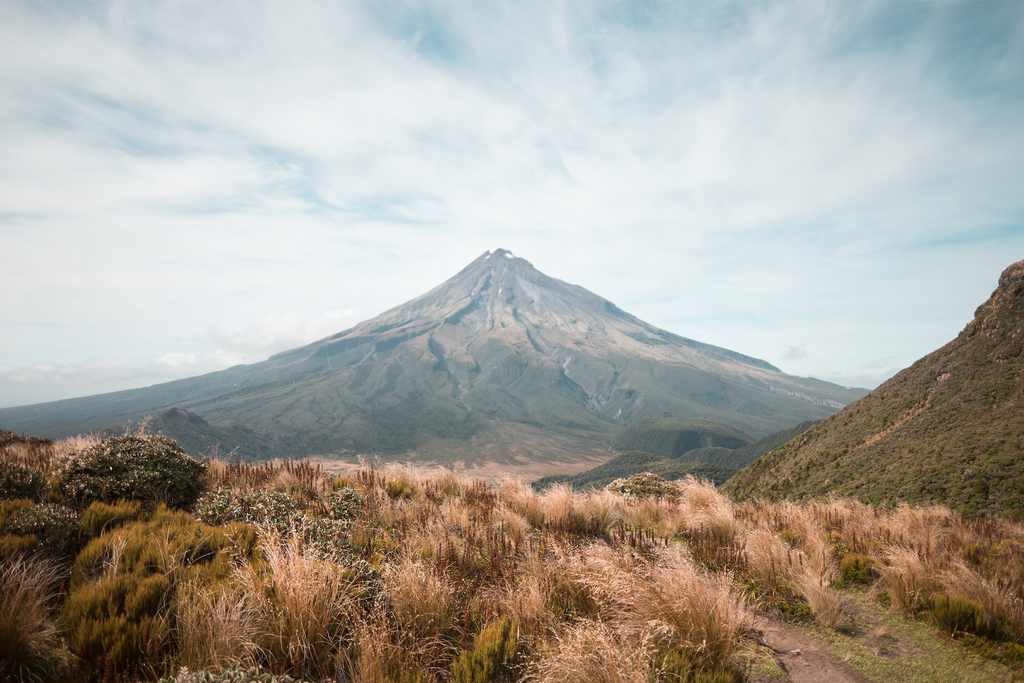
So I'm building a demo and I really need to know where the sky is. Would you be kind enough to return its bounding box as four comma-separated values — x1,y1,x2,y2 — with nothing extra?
1,0,1023,409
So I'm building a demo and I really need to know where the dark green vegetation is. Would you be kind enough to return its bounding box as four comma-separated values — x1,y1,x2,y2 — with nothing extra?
725,259,1024,517
0,250,864,461
534,420,819,491
610,417,753,458
55,434,206,509
97,408,273,461
533,451,737,490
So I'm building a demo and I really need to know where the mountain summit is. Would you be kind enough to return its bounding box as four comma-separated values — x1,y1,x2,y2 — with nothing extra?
0,249,866,463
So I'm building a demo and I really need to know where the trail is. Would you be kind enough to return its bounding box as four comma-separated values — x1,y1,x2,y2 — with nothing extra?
752,618,870,683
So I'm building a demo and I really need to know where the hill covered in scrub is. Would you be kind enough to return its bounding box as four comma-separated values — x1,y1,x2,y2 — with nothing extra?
0,249,865,466
533,420,818,492
96,408,274,461
610,417,754,459
532,451,737,490
725,259,1024,517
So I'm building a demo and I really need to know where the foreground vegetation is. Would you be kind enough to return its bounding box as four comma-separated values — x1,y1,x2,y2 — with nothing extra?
2,428,1024,682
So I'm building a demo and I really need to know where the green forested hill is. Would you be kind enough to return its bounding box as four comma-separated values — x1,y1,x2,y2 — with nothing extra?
610,418,753,458
724,260,1024,517
533,451,737,490
97,408,274,461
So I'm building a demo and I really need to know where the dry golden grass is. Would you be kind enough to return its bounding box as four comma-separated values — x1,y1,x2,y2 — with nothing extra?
0,555,65,683
525,620,657,683
384,556,459,642
7,441,1024,682
175,583,260,671
235,534,362,680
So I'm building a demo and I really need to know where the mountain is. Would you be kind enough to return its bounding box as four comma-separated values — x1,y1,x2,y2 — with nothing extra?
723,259,1024,517
0,249,866,466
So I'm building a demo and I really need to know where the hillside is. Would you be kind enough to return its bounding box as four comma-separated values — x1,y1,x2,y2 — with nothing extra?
0,249,866,464
532,451,737,490
610,417,754,458
97,408,273,461
724,259,1024,516
537,419,818,490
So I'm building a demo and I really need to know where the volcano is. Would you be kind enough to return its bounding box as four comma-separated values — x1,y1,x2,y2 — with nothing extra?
0,249,866,467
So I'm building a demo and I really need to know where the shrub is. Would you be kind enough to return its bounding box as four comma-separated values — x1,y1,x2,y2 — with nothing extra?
840,553,875,584
322,488,364,520
452,617,519,683
0,555,70,683
193,488,302,534
932,593,985,635
4,503,85,556
0,462,47,502
65,508,261,678
158,666,303,683
605,472,681,498
55,435,206,509
80,500,144,538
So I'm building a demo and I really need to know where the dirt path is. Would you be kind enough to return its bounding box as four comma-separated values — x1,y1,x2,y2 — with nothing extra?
756,619,871,683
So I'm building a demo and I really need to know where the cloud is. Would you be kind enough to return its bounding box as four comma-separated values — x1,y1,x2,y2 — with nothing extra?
0,1,1022,405
781,345,808,361
0,308,368,407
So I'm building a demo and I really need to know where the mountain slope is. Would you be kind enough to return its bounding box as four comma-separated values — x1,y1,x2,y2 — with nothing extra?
0,249,866,460
677,419,819,468
97,408,274,460
724,259,1024,516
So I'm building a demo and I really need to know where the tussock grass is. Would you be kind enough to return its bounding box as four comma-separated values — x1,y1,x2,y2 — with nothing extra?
5,432,1024,681
175,583,260,671
235,534,361,680
0,555,66,683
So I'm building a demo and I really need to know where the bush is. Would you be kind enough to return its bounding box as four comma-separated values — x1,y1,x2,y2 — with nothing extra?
840,553,875,584
0,463,47,502
55,435,206,509
80,500,144,538
322,488,363,520
65,507,261,678
453,618,519,683
192,488,302,534
932,593,985,635
158,666,304,683
3,503,85,556
605,472,681,498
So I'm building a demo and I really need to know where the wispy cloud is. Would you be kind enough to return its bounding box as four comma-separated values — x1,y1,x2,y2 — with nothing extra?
781,345,808,362
1,1,1022,406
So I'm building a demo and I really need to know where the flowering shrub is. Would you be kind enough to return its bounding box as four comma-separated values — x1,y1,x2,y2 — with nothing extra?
159,665,304,683
322,487,363,520
193,487,368,568
54,435,206,509
605,472,681,498
193,488,302,534
4,503,84,554
0,462,47,501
